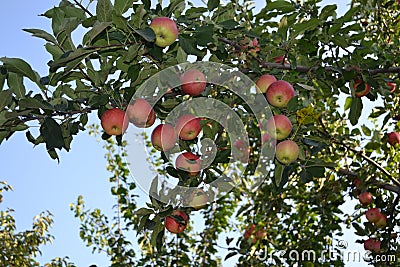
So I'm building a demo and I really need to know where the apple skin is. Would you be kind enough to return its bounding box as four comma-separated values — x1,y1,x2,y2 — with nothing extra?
388,82,396,93
273,55,289,64
126,99,156,128
375,213,387,228
256,74,277,93
364,238,380,253
175,114,201,140
275,140,299,165
266,80,295,108
149,17,178,47
151,124,177,151
266,114,293,140
165,210,188,234
244,224,267,243
353,80,371,97
100,108,129,136
180,69,207,96
366,208,381,223
175,152,201,176
387,132,400,147
187,189,208,210
358,191,373,206
233,139,251,163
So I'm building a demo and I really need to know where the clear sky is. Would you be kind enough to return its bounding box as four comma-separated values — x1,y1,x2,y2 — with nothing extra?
0,1,369,267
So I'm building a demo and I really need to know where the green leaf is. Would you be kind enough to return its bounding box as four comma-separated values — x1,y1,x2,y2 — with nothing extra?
134,27,156,42
179,36,203,56
219,19,238,30
176,47,187,63
291,18,320,37
361,125,371,136
19,98,54,110
49,48,95,72
344,97,352,111
7,73,25,99
40,117,65,150
0,57,39,84
265,0,295,13
349,97,362,126
114,0,134,15
0,90,12,110
96,0,114,22
150,222,164,252
319,4,337,20
207,0,219,11
23,28,58,45
82,21,112,45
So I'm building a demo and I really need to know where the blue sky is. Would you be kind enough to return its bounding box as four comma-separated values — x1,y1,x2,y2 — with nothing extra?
0,1,369,266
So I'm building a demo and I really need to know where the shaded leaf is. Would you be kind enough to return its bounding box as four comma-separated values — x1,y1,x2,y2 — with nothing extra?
207,0,219,11
0,57,39,84
96,0,113,22
134,27,156,42
83,21,112,45
219,19,238,30
40,117,65,150
265,0,295,12
7,73,25,99
349,97,362,126
0,90,12,110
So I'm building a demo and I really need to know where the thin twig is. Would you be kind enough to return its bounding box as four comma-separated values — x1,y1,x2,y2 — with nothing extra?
73,0,94,17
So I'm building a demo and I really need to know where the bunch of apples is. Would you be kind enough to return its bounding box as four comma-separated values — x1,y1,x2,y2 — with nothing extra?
256,74,299,165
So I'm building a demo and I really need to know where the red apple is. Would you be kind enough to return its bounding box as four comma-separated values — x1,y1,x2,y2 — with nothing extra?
149,17,178,47
175,152,201,175
266,114,293,140
187,189,208,210
375,213,387,228
366,208,381,223
165,210,188,234
388,82,396,93
126,99,156,128
244,224,256,239
358,191,373,206
100,108,129,136
364,238,380,253
266,80,295,108
175,114,201,140
353,179,361,188
354,80,371,97
233,139,251,163
273,55,289,64
151,124,177,151
387,132,400,147
275,140,299,165
256,74,277,93
180,69,207,96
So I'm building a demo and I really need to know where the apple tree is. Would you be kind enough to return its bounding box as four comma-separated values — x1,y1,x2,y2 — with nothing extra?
1,0,400,266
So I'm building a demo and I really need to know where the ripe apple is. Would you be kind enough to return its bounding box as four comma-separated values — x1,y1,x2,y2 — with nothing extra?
358,191,373,206
366,208,381,223
187,189,208,210
275,140,299,165
175,152,201,176
149,17,178,47
387,132,400,147
387,82,396,93
273,55,289,64
266,114,293,140
364,238,380,253
100,108,129,136
233,139,251,163
180,69,207,96
256,74,277,93
266,80,295,108
244,224,256,239
151,124,177,151
375,213,387,228
126,99,156,128
353,80,371,97
175,114,201,140
165,210,188,234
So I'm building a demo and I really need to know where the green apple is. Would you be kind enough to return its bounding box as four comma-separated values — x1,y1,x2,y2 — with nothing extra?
275,140,299,165
149,17,178,47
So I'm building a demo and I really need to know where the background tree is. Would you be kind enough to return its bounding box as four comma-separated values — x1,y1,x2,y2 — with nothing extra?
0,0,399,266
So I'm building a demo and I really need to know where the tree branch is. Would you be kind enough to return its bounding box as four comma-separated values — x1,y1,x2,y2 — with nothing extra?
218,37,400,75
73,0,94,17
